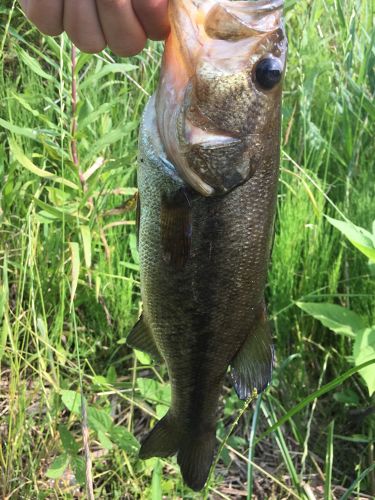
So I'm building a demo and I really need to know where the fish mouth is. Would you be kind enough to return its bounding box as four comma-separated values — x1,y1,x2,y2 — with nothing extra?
204,0,284,40
184,119,240,147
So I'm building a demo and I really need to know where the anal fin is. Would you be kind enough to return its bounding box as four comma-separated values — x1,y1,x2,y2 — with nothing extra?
231,302,274,400
127,315,163,363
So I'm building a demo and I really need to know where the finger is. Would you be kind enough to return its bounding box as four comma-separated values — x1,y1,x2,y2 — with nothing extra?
96,0,146,57
20,0,64,36
132,0,169,41
64,0,106,54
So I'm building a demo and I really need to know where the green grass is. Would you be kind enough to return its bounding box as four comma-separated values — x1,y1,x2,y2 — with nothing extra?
1,0,374,498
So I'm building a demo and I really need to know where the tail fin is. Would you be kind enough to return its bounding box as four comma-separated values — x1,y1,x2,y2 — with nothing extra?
177,431,216,492
139,412,217,491
139,412,180,459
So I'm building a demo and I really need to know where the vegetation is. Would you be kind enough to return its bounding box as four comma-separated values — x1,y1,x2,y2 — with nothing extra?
0,0,374,497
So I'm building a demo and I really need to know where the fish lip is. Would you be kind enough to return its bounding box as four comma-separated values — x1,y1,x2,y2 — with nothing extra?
192,138,241,148
184,119,241,148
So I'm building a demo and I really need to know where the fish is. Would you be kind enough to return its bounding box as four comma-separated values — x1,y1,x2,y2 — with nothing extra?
127,0,287,491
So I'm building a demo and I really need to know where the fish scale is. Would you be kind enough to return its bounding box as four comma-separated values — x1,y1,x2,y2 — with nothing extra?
127,0,287,491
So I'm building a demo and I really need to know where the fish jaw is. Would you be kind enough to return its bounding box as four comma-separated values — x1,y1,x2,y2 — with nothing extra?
156,0,287,196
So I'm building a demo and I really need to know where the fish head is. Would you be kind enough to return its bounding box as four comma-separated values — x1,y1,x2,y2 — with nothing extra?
156,0,287,196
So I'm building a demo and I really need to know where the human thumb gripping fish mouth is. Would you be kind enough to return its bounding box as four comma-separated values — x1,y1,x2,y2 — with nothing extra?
127,0,287,492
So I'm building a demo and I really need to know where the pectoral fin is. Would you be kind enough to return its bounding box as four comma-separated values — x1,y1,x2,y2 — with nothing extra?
161,188,192,269
231,303,274,400
127,315,163,363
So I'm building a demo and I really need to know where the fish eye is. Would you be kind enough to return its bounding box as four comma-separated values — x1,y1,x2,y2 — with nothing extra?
254,57,283,90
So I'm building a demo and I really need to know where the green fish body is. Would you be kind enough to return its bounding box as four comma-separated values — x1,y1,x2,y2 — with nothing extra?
127,0,287,491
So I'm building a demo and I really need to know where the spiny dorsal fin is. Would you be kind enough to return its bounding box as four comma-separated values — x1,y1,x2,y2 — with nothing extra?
161,187,192,270
231,302,274,400
127,315,163,363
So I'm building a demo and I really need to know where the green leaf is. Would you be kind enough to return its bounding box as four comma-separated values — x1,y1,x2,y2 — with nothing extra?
110,426,140,455
34,199,85,222
134,349,151,365
17,47,54,81
106,365,117,385
77,98,94,124
97,430,114,450
46,187,72,206
87,407,113,433
80,63,138,90
0,117,40,141
75,52,94,74
333,389,359,406
46,453,69,479
90,127,134,157
137,378,171,405
0,258,10,362
36,317,47,337
59,424,80,456
9,140,78,190
155,404,169,419
0,314,10,363
70,456,86,486
92,375,108,387
69,242,80,310
38,212,56,226
296,302,365,337
80,226,92,269
10,92,40,117
335,0,347,31
78,100,119,131
61,390,84,415
353,326,375,396
326,216,375,262
129,233,140,265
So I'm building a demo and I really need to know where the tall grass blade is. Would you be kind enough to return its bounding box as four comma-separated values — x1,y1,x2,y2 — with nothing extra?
0,253,9,362
247,393,262,500
324,420,334,500
204,392,257,498
69,242,80,311
151,459,162,500
257,359,375,442
340,464,375,500
261,398,302,495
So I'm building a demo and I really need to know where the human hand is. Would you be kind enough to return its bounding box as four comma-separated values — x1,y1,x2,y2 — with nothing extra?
19,0,170,56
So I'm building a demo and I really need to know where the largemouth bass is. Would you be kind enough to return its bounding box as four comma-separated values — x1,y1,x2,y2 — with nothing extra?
127,0,287,491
